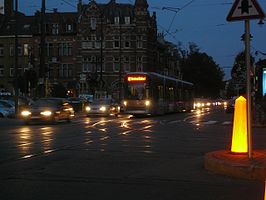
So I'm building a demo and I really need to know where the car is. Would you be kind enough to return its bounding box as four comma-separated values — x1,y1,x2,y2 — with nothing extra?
20,98,74,124
0,103,13,118
225,97,237,113
0,100,15,117
85,99,120,117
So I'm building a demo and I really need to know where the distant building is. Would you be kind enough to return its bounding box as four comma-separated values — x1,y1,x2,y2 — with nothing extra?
0,0,34,93
76,0,157,99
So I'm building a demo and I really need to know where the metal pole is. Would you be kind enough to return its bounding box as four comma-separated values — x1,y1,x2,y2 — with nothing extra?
245,19,252,159
14,0,19,116
100,12,103,89
119,15,122,102
40,0,46,97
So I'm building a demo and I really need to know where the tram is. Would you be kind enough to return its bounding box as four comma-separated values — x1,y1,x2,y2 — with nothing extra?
122,72,194,115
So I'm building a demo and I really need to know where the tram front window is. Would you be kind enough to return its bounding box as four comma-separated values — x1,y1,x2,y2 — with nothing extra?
126,83,149,100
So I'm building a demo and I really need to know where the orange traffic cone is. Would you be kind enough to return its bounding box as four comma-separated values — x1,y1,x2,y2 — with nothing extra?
231,96,248,153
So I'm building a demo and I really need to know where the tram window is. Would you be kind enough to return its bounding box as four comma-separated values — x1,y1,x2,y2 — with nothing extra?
158,85,163,99
126,83,149,100
169,87,174,101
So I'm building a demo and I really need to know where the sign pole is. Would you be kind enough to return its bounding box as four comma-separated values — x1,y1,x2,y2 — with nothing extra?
245,19,252,159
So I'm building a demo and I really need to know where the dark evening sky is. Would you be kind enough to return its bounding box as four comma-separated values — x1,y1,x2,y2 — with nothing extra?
8,0,266,79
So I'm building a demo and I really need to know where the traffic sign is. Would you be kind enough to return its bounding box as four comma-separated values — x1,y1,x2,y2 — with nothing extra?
227,0,265,21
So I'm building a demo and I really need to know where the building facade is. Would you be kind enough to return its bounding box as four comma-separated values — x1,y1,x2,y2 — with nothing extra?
0,0,181,100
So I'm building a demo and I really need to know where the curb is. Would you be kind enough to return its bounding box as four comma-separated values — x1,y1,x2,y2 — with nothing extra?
204,150,266,181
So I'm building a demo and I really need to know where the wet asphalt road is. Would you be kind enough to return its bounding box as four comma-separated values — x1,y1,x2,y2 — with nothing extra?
0,108,265,200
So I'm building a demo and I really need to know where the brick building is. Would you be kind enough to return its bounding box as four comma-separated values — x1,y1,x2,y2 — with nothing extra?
0,0,181,100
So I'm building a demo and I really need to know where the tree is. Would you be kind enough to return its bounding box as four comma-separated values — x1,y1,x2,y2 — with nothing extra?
229,51,254,96
182,43,224,98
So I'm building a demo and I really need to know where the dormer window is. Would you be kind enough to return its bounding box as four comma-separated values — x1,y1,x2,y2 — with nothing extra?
114,16,120,25
52,23,59,35
66,24,73,32
125,17,130,24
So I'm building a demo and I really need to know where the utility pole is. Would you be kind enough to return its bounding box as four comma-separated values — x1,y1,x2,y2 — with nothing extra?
245,19,252,159
119,13,122,102
100,11,104,89
14,0,19,116
40,0,46,97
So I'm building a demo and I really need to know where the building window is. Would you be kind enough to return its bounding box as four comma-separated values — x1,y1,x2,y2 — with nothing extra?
66,24,73,32
10,68,14,77
136,63,143,72
124,41,130,48
52,23,59,35
124,64,130,72
10,67,23,76
113,57,120,72
10,45,22,56
95,41,101,49
10,46,13,56
114,16,120,25
0,45,4,56
114,41,120,48
91,18,96,30
59,43,72,56
18,45,22,56
137,41,143,48
59,64,73,78
24,44,29,56
137,36,143,48
83,63,92,72
82,41,93,49
125,16,130,24
47,43,54,57
0,65,4,76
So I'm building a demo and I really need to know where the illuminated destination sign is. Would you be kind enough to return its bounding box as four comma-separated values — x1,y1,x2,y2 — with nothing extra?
127,76,146,82
263,68,266,96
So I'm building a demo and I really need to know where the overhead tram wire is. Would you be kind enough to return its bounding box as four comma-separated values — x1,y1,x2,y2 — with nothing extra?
61,0,76,8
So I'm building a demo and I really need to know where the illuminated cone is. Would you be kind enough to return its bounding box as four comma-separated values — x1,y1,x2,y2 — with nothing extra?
231,96,248,153
264,181,266,200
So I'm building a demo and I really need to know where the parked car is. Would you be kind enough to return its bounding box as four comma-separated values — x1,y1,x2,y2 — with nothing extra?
85,99,120,116
0,103,14,118
0,100,15,117
20,98,74,124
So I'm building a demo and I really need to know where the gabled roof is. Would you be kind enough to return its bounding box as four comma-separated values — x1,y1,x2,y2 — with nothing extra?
0,12,35,36
135,0,148,8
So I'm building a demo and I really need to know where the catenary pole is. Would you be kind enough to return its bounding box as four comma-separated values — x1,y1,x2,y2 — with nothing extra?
245,19,252,159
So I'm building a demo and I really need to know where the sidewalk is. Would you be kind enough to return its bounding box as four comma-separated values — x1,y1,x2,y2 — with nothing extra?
205,150,266,181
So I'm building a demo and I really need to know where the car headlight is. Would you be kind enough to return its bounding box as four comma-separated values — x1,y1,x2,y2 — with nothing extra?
145,100,150,106
85,106,91,112
40,111,52,116
21,110,31,117
100,106,106,111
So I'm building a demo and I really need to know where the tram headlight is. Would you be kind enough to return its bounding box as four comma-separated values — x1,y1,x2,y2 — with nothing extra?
145,100,150,106
100,106,106,112
123,101,127,106
85,106,91,112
